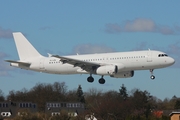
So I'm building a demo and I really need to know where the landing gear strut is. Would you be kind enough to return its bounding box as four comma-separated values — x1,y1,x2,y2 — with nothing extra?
150,69,155,80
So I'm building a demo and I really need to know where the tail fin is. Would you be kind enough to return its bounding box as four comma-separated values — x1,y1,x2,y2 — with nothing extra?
13,32,42,61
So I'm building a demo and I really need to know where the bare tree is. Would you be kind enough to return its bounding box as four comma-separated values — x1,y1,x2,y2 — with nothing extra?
119,84,128,100
76,85,85,103
0,89,5,101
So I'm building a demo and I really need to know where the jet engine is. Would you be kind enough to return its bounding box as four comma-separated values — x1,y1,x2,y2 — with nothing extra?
96,65,118,75
110,71,134,78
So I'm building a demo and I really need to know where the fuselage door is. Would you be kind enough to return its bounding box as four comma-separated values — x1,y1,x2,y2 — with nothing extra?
39,58,45,69
147,51,152,62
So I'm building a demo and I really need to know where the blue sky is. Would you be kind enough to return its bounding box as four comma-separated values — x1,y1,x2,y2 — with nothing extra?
0,1,180,100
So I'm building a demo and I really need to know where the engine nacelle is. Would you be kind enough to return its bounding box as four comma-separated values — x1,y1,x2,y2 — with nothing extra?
96,65,118,75
110,71,134,78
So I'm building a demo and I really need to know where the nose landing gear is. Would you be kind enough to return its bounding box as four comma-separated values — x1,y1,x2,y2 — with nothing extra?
150,75,155,79
150,69,155,80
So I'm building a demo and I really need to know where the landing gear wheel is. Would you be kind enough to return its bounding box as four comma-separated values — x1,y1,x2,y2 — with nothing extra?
87,76,94,83
149,69,155,80
150,75,155,80
99,78,105,84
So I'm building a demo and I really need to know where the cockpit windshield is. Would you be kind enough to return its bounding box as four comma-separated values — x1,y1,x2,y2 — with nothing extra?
158,54,168,57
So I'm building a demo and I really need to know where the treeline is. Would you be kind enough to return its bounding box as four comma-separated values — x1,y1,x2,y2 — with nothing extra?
0,82,180,120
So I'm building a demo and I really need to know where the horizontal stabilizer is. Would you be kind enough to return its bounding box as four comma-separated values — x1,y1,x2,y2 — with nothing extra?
5,60,31,67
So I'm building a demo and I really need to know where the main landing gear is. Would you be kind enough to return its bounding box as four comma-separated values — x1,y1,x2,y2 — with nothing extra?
87,75,94,83
150,69,155,80
87,75,105,84
99,76,105,84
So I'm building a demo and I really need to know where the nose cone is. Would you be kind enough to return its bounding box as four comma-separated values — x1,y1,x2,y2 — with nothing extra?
168,57,175,66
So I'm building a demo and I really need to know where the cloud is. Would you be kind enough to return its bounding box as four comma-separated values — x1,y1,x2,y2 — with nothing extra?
0,27,13,39
105,18,179,35
157,26,174,35
0,51,35,76
132,42,148,51
165,42,180,68
124,18,156,32
175,25,180,32
71,44,116,54
0,52,14,76
105,23,122,33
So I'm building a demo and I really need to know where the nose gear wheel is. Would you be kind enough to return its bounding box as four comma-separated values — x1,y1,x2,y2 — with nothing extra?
150,69,155,80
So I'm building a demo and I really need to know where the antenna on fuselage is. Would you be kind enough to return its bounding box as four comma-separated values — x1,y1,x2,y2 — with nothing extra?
47,53,52,57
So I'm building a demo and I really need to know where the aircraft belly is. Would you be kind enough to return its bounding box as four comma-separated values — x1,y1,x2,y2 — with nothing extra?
124,59,153,70
45,64,78,74
128,59,164,70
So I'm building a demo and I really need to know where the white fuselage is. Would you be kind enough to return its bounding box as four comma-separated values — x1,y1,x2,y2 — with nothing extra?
6,32,175,84
11,50,174,75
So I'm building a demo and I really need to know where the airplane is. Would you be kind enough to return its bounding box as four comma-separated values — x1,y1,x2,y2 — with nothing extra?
5,32,175,84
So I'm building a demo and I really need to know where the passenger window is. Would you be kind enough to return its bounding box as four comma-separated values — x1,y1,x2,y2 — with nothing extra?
20,103,22,108
26,103,28,107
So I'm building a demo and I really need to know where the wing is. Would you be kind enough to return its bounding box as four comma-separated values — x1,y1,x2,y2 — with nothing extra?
52,55,103,72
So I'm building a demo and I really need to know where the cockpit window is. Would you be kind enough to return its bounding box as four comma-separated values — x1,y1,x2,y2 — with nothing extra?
158,54,168,57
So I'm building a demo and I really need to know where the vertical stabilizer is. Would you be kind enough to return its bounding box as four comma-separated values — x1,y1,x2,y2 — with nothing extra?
13,32,42,61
